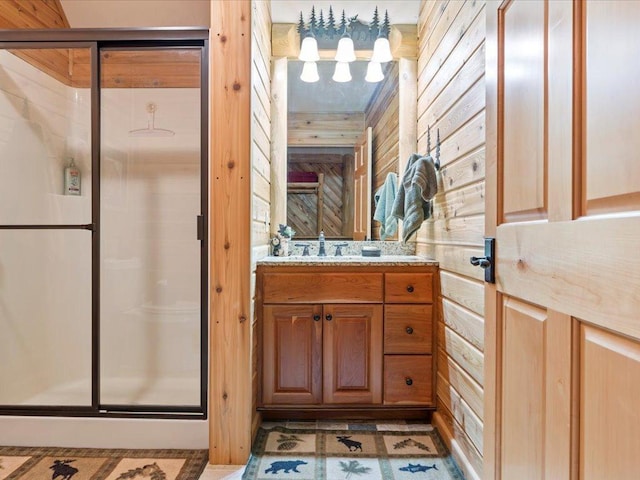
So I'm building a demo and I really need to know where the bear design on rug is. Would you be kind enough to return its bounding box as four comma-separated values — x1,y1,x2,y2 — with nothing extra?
264,460,308,474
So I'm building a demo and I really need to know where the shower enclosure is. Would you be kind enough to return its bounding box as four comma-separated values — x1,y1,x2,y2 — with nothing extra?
0,30,208,423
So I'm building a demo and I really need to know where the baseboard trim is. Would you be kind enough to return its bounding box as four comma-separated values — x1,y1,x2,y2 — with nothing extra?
433,411,481,480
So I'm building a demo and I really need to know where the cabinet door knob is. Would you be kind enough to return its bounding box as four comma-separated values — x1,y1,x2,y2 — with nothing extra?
325,314,333,321
313,314,321,322
405,326,414,334
406,285,414,293
405,377,413,386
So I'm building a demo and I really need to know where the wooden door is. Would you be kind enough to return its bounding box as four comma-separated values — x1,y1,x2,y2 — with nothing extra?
353,127,372,240
323,304,383,404
485,1,640,479
262,304,322,405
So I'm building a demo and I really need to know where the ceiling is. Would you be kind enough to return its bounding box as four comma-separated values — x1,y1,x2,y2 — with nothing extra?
60,1,420,28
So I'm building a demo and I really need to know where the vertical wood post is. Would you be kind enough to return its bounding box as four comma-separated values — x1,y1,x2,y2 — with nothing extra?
209,0,252,465
270,57,288,229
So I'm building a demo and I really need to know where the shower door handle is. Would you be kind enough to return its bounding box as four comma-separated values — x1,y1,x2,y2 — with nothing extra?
197,215,204,242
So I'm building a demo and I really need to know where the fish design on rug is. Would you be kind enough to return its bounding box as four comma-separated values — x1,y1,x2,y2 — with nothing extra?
115,462,167,480
264,460,308,474
399,463,438,474
393,438,431,452
336,436,363,452
50,459,78,480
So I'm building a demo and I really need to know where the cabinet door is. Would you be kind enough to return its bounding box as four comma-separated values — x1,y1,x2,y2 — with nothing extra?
323,304,383,404
263,304,322,404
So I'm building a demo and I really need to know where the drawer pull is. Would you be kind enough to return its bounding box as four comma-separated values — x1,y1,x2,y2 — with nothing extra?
313,315,321,322
405,377,413,386
325,314,333,321
406,326,414,335
406,285,414,293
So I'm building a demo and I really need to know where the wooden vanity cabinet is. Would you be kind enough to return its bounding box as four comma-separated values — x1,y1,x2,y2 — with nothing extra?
257,263,437,418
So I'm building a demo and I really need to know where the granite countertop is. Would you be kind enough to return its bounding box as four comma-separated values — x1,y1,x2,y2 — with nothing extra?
257,255,438,266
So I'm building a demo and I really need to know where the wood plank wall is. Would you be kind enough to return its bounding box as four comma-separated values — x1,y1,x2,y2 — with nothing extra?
415,1,486,479
366,62,400,241
209,0,253,465
288,112,364,147
251,0,272,441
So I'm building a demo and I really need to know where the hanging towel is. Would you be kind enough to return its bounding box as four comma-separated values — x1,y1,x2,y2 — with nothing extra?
391,153,438,243
373,172,398,240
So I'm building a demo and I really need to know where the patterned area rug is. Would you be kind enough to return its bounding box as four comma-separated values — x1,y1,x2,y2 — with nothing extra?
0,447,208,480
243,424,464,480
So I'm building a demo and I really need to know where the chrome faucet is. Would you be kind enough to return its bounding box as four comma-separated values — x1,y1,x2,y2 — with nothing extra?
318,230,326,257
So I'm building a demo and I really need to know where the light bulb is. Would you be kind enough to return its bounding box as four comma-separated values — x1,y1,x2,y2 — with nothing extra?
365,61,384,83
332,62,352,82
299,35,319,62
335,36,356,63
300,61,319,83
371,37,393,63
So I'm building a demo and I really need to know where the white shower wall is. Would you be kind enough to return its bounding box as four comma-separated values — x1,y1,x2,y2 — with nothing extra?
0,50,203,408
0,49,92,405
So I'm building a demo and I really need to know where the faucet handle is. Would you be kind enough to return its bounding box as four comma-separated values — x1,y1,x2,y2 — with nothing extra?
334,243,349,257
295,243,311,256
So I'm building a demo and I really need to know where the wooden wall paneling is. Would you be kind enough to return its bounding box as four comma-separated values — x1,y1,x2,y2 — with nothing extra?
418,0,466,74
580,324,640,479
439,271,484,317
423,111,485,169
419,41,485,128
437,372,484,454
288,112,365,147
441,298,484,352
433,407,484,480
437,321,484,386
210,0,253,465
270,58,288,229
433,182,485,223
584,1,640,215
437,346,484,419
424,214,484,246
417,244,485,282
437,148,485,195
501,0,547,222
418,1,485,95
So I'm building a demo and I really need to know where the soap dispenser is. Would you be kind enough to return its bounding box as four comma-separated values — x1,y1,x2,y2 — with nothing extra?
64,157,81,196
318,230,326,256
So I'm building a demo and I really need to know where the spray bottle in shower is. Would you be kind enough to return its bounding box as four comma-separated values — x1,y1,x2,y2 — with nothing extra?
64,157,81,196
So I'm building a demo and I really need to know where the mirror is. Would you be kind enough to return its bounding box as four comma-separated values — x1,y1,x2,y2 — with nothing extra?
285,59,400,240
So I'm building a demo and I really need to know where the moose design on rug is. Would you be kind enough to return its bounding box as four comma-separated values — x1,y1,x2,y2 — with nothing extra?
264,460,308,474
50,459,78,480
336,436,362,452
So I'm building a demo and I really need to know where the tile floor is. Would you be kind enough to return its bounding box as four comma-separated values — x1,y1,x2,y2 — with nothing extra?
198,421,462,480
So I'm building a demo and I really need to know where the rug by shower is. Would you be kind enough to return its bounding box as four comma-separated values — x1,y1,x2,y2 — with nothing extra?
243,425,464,480
0,447,208,480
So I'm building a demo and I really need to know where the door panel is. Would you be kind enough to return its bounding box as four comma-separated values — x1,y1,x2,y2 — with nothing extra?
580,325,640,479
323,304,382,404
501,298,546,480
502,0,546,221
353,127,372,240
263,304,322,405
584,2,640,214
486,0,640,478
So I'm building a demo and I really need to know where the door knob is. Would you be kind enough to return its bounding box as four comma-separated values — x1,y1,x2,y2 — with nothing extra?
469,238,495,284
325,314,333,321
313,315,321,322
470,256,490,268
405,377,413,386
405,327,414,335
406,285,414,293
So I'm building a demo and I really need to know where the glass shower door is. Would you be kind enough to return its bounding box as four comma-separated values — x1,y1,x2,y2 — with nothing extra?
0,46,93,407
99,48,204,409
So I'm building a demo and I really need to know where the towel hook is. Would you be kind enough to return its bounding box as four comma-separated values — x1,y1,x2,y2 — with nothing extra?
425,125,441,171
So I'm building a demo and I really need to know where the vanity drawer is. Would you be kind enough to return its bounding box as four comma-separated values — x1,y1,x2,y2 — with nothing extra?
384,305,432,354
385,273,433,303
263,273,383,303
384,355,432,405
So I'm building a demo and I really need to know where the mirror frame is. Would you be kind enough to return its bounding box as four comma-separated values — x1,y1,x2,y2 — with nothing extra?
270,24,418,241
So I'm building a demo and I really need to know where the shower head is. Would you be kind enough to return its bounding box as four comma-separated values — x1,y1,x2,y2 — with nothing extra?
128,102,175,138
